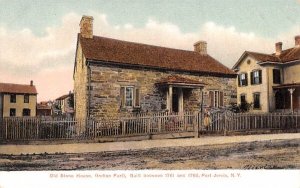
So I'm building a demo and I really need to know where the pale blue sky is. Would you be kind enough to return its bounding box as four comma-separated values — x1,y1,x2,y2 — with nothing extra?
1,0,300,37
0,0,300,101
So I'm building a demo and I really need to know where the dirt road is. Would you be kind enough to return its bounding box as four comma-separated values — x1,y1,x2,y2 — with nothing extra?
0,138,299,170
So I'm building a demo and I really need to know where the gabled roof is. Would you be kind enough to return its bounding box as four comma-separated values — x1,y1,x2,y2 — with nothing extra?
233,46,300,69
56,94,69,100
78,35,235,76
0,83,37,94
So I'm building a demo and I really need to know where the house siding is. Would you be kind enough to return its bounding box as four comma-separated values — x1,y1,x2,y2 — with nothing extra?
236,56,269,112
284,63,300,84
2,94,36,117
87,64,236,119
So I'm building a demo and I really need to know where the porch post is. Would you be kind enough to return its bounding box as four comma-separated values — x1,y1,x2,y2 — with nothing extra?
168,85,173,112
178,88,183,113
288,88,295,112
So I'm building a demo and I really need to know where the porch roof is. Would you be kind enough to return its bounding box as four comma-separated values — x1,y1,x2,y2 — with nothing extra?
273,82,300,89
156,75,205,88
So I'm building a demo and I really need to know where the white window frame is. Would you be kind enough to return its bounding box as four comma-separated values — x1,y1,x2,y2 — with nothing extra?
125,86,134,107
239,73,247,86
210,90,221,108
253,70,260,84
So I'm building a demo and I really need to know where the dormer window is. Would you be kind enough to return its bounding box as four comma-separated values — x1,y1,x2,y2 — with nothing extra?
238,73,248,86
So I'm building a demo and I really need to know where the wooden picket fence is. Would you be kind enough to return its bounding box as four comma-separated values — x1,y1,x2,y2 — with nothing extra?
0,111,197,141
205,111,300,134
0,111,299,142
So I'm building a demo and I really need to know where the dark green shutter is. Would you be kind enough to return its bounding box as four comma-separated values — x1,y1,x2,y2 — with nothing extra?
259,70,262,84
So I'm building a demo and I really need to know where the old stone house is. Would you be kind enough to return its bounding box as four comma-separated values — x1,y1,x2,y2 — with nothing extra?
73,16,236,119
233,36,300,112
0,81,37,118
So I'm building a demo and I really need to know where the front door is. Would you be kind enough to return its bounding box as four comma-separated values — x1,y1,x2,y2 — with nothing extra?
172,92,179,112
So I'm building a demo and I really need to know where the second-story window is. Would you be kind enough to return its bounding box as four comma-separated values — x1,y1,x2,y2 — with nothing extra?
10,94,16,103
238,73,248,86
251,70,262,85
273,69,281,84
24,94,29,103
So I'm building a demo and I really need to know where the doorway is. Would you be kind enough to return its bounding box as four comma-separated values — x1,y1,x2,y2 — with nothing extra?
172,92,179,112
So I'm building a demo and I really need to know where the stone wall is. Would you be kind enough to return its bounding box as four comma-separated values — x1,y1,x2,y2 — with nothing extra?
88,64,236,119
73,43,88,119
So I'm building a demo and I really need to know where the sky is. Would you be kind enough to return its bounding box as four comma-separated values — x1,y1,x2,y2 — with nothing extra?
0,0,300,102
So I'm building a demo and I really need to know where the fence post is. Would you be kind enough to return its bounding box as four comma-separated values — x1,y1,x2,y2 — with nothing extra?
122,119,126,135
194,112,199,138
147,118,151,134
5,118,8,140
223,113,227,136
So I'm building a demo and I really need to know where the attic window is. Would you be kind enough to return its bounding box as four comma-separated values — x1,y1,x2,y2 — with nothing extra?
247,60,251,65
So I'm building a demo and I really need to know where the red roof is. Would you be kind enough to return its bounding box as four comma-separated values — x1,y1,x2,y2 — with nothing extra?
0,82,37,94
79,35,235,76
233,47,300,69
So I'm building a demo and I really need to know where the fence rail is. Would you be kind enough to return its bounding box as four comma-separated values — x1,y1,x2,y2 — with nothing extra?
0,111,299,141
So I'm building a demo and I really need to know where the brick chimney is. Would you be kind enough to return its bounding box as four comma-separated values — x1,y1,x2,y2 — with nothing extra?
275,42,282,56
30,80,33,86
194,41,207,55
295,35,300,47
80,15,94,39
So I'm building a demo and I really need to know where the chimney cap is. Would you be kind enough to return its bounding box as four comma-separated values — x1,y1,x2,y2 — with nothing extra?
194,40,207,46
30,80,33,86
80,15,94,21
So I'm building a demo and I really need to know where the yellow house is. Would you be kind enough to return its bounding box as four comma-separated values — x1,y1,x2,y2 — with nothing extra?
233,36,300,112
0,81,37,118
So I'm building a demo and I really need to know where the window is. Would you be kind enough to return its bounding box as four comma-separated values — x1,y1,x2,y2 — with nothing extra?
10,94,16,103
22,108,31,116
125,87,133,106
240,94,246,104
253,93,260,109
238,73,248,86
209,90,224,108
120,86,140,108
273,69,281,84
10,108,16,117
24,94,29,103
251,70,262,85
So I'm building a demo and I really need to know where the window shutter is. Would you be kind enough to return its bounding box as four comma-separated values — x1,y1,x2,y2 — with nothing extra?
250,72,254,85
209,91,214,107
259,70,262,84
238,75,241,87
219,91,224,107
134,88,140,107
120,87,125,108
245,73,248,86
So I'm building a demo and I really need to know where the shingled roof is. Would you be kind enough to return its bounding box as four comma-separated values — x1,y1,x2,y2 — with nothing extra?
0,83,37,94
79,35,235,76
